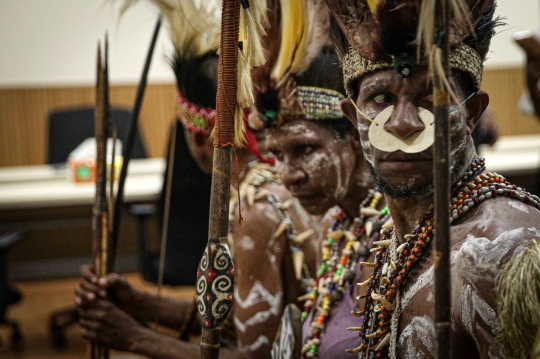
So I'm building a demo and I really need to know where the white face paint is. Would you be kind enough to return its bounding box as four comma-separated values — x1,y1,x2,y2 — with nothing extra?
368,105,435,153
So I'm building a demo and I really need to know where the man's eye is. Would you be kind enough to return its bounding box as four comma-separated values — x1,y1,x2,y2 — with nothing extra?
271,151,283,161
372,94,393,105
297,145,314,156
421,93,433,102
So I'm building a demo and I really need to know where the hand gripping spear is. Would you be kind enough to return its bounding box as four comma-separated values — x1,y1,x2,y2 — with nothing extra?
196,0,241,358
431,0,452,358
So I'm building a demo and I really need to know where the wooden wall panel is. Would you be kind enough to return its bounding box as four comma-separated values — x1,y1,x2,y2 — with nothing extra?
0,84,176,167
1,67,540,167
481,67,540,136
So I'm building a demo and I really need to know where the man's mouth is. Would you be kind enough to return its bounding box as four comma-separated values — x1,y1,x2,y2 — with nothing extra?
381,151,432,162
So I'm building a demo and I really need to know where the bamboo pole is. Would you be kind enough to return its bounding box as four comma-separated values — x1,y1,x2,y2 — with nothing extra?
197,1,240,358
432,0,452,358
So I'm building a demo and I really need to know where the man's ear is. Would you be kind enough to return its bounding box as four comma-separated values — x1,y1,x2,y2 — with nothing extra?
194,132,206,147
341,98,359,129
465,90,489,135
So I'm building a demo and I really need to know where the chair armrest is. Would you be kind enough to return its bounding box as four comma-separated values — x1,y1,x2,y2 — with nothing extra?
128,203,157,218
0,232,27,250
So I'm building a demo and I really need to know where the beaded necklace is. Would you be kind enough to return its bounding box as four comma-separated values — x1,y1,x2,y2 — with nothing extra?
301,189,390,358
350,157,540,358
229,161,315,291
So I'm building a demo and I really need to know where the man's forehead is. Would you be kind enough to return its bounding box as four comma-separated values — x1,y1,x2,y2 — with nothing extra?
358,67,431,91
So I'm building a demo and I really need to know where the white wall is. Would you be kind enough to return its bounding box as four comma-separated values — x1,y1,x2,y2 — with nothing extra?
0,0,175,87
485,0,540,68
0,0,538,88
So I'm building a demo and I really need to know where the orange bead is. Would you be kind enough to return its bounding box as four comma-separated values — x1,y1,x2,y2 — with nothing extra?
397,276,402,281
406,261,412,267
417,240,423,245
379,321,384,326
458,199,463,204
391,284,396,289
422,233,427,238
377,353,382,358
465,195,469,199
380,314,385,319
414,248,419,253
381,305,385,311
379,330,385,335
410,255,415,260
489,178,495,182
401,269,406,274
387,290,392,296
452,204,457,209
483,180,488,185
477,184,482,189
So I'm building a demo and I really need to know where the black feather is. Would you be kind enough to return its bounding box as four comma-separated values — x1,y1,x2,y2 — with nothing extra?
463,1,504,62
170,50,219,109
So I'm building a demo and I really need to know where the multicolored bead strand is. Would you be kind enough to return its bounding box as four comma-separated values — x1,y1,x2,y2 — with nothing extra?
301,190,388,358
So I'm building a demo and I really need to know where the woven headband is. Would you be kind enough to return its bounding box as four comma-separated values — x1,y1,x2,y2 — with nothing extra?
176,91,216,135
342,43,483,98
265,86,346,127
297,86,345,120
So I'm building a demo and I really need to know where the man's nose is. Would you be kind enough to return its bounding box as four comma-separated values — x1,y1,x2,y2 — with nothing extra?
280,159,307,189
383,101,425,140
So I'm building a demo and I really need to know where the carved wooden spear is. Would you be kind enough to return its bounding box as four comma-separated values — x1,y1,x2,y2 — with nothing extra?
91,39,110,359
432,0,452,358
196,0,241,358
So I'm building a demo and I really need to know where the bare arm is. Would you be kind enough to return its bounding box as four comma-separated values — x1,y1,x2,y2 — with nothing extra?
230,200,289,358
75,265,195,330
452,200,540,358
526,53,540,120
79,299,248,359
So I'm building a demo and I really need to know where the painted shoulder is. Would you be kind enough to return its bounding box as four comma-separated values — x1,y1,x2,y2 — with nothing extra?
451,195,540,289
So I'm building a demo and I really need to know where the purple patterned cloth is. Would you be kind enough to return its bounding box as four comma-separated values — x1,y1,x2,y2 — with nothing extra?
302,281,364,358
302,232,379,358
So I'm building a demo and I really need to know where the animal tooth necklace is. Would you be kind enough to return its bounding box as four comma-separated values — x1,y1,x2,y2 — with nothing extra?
301,189,390,358
348,157,540,358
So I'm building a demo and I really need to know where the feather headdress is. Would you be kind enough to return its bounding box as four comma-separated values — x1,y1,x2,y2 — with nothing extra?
117,0,269,146
325,0,495,96
251,0,342,127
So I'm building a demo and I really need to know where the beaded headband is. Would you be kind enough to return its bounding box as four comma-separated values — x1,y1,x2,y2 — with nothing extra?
342,43,483,98
176,91,216,135
297,86,345,120
264,85,346,127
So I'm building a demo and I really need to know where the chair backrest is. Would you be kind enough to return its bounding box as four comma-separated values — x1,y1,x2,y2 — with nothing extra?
47,107,147,164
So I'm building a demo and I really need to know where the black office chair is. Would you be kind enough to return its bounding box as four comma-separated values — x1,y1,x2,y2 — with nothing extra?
133,121,212,286
47,106,147,347
48,107,146,164
0,232,25,348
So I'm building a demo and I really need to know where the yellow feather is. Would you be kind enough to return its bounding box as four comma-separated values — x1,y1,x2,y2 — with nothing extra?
367,0,379,13
270,0,306,82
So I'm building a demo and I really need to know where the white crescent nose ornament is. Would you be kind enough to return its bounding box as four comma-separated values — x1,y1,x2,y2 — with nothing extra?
367,105,435,154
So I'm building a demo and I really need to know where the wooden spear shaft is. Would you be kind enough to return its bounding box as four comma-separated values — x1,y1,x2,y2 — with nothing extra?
91,42,110,359
197,1,240,358
432,0,452,358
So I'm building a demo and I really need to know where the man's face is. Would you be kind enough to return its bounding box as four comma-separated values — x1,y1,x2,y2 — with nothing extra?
266,120,358,215
184,130,214,174
345,67,480,198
